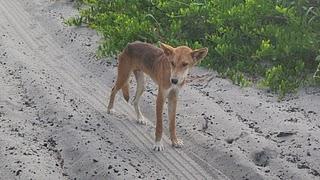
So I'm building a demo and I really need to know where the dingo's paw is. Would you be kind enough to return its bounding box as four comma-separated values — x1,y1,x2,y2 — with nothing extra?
137,116,147,125
107,108,116,114
172,139,183,148
153,141,164,151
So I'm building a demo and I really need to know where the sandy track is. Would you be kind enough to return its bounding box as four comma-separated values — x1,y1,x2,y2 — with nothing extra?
0,0,320,179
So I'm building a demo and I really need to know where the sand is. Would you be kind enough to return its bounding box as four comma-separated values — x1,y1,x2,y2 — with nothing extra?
0,0,319,179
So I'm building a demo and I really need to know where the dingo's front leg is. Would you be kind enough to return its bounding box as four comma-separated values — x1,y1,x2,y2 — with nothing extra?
168,90,183,148
154,89,165,151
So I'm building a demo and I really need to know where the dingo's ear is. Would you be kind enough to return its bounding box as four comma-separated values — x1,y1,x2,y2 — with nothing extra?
191,48,208,63
160,43,174,56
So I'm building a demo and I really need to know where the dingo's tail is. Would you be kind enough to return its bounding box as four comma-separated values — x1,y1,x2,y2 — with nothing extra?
122,82,129,102
117,50,130,102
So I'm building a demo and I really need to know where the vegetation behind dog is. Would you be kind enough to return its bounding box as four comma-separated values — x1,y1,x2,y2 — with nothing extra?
66,0,320,97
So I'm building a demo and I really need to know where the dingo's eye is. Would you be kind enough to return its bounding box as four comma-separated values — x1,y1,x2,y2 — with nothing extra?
171,62,175,67
182,62,188,67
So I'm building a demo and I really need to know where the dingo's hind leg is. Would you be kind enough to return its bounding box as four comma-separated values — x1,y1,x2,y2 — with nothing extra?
107,56,131,113
133,70,146,124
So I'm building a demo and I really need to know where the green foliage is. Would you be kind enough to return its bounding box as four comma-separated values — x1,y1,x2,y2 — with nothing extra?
224,68,251,87
314,55,320,79
64,16,84,26
68,0,320,96
261,60,304,97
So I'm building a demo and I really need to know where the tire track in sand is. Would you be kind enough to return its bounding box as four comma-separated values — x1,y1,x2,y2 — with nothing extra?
0,0,228,179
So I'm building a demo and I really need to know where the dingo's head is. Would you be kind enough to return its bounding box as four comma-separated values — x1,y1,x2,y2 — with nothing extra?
160,43,208,86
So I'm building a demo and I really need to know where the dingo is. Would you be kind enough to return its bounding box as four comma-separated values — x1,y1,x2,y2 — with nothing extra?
107,41,208,151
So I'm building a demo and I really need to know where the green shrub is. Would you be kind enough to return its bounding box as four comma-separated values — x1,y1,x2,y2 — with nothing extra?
224,68,251,87
314,55,320,79
261,60,304,97
68,0,320,96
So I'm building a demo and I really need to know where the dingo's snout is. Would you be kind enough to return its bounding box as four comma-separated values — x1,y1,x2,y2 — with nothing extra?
171,78,178,84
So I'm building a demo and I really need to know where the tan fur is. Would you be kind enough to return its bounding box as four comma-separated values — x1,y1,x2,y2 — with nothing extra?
107,41,208,151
